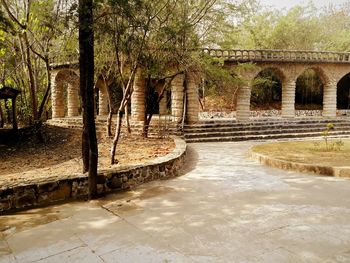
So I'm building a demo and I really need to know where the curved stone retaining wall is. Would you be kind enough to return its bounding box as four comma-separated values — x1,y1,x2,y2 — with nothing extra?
251,150,350,178
0,137,187,213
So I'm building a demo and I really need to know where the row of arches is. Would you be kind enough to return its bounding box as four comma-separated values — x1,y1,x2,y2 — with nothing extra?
250,67,350,111
50,64,350,123
51,69,176,119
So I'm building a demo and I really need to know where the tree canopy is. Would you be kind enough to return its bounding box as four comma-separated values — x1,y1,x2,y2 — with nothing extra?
1,0,350,123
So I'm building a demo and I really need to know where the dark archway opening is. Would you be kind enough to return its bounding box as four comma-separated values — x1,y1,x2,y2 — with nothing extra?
296,69,323,110
108,81,124,114
337,73,350,109
250,68,282,110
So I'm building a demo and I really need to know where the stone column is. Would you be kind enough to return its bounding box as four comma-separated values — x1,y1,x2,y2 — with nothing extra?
51,72,65,118
98,80,109,116
159,90,168,115
281,79,296,118
171,74,184,122
67,82,80,117
236,85,251,121
131,69,146,122
186,72,199,124
323,80,337,117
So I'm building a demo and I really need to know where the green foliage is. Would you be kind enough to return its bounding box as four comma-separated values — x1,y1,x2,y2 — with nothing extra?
296,69,323,109
313,123,344,152
218,1,350,52
251,69,280,109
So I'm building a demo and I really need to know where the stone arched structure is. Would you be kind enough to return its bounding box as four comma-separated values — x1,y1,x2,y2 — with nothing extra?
51,68,80,118
207,49,350,121
130,70,199,124
50,49,350,124
51,64,112,118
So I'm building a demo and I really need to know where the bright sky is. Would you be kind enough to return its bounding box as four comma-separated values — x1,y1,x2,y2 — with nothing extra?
259,0,349,9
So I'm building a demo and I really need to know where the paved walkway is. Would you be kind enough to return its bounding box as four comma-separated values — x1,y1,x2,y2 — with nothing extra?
1,142,350,263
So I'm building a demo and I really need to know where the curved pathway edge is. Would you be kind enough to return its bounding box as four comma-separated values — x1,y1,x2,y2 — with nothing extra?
251,149,350,178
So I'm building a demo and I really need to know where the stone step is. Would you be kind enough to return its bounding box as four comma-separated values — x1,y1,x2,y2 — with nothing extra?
184,126,350,139
185,118,348,129
184,123,350,133
185,131,350,143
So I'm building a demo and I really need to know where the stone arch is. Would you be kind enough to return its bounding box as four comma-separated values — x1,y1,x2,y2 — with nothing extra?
250,67,285,110
295,67,326,110
337,72,350,110
95,78,109,116
51,69,80,118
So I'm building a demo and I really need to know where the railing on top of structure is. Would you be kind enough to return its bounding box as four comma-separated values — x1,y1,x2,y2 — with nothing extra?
201,48,350,63
49,49,350,69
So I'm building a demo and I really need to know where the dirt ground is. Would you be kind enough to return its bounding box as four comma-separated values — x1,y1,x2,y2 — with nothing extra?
0,125,175,179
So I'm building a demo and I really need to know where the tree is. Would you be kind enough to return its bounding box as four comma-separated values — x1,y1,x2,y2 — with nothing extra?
0,0,77,124
78,0,98,199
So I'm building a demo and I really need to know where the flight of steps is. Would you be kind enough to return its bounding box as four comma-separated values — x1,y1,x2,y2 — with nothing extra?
184,118,350,143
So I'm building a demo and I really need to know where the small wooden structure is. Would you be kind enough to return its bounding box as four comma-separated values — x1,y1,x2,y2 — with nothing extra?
0,86,21,130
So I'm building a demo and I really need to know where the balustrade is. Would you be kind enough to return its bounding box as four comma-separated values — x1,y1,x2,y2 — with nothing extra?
202,48,350,63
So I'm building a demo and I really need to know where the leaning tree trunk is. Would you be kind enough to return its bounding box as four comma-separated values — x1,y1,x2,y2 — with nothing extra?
125,104,131,134
110,109,124,164
37,58,51,119
110,66,137,164
106,81,114,137
79,0,98,199
23,33,38,121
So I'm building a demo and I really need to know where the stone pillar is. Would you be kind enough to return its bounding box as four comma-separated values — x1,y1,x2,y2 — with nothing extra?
186,72,199,124
236,85,251,121
51,72,65,118
98,80,109,116
323,80,337,117
159,90,168,115
282,79,296,118
171,74,184,122
67,83,80,117
131,69,146,122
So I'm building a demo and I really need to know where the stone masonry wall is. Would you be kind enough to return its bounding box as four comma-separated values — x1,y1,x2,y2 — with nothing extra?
0,137,187,213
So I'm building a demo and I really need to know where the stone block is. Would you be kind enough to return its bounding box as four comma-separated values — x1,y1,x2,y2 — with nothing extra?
14,186,37,209
107,176,123,190
37,181,71,204
37,182,59,194
0,199,12,212
72,179,89,198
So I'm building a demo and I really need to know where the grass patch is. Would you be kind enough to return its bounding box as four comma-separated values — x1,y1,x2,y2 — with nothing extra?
251,139,350,167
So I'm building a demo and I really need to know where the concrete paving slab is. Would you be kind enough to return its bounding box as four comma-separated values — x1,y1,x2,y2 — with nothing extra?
1,141,350,262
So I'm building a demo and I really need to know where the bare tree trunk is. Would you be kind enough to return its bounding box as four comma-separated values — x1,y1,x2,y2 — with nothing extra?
79,0,98,199
110,67,137,164
37,58,51,119
143,74,179,138
125,104,131,134
106,81,113,137
110,110,123,164
23,33,38,121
